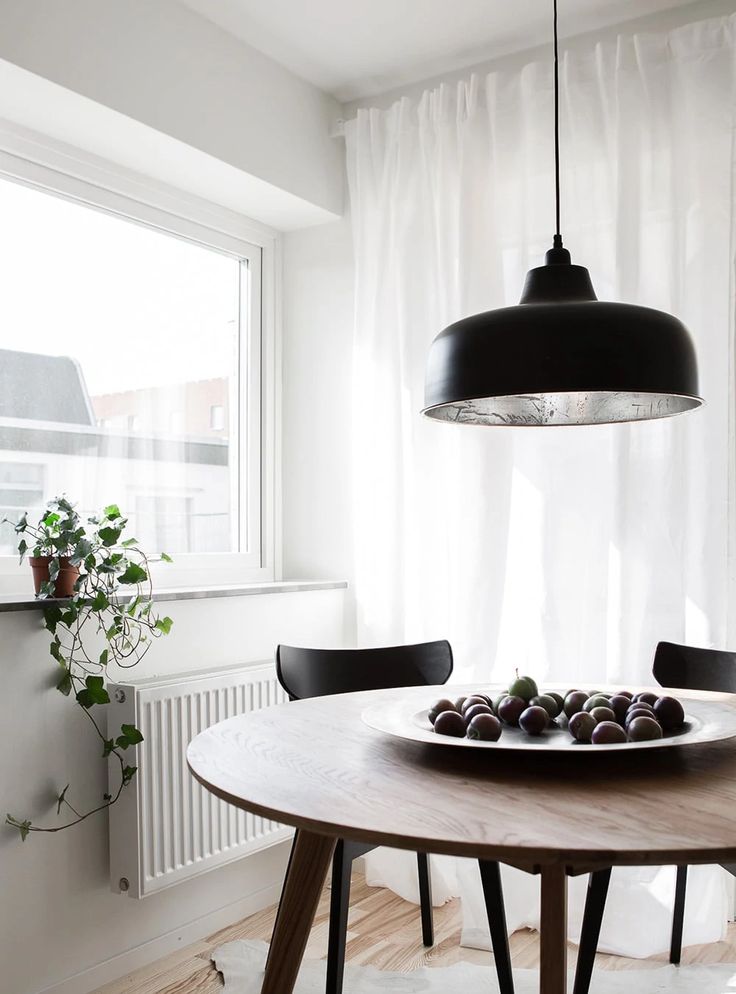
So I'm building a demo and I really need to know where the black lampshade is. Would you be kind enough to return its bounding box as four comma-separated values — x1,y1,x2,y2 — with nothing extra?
422,249,702,427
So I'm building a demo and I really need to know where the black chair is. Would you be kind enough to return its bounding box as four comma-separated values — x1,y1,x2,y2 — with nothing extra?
573,640,736,994
271,641,515,994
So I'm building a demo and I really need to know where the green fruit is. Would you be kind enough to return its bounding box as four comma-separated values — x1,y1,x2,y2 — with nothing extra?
563,691,589,718
590,706,616,724
547,692,565,712
583,694,611,713
508,674,539,702
530,694,561,719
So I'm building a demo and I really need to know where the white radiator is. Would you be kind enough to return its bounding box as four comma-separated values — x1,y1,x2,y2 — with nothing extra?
107,660,292,898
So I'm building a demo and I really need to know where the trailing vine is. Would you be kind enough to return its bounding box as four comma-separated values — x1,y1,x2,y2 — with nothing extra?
4,497,173,839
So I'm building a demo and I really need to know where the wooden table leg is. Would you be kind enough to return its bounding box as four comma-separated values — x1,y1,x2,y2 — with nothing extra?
262,829,336,994
540,864,568,994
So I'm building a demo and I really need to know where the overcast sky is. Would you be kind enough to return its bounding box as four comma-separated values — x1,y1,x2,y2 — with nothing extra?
0,175,241,397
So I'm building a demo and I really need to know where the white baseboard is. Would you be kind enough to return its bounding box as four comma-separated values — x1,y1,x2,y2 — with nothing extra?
35,843,290,994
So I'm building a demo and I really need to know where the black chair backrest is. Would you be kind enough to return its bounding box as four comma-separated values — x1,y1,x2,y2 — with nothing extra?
276,640,453,701
652,641,736,694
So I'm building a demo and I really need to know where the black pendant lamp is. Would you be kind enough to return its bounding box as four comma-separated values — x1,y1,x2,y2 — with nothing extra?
422,0,702,427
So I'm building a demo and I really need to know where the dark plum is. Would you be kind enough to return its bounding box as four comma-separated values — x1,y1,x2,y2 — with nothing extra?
433,710,466,737
463,703,493,724
568,711,597,743
498,695,527,727
654,696,685,730
608,695,631,723
563,691,589,719
633,692,659,707
519,705,549,735
454,696,468,712
591,721,627,745
625,707,656,726
428,698,456,725
627,716,664,741
461,695,489,714
466,714,502,741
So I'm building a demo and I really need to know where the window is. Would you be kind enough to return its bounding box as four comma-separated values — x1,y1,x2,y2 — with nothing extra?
0,162,270,583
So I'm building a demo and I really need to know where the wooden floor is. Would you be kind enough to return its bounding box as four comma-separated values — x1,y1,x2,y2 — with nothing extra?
94,870,736,993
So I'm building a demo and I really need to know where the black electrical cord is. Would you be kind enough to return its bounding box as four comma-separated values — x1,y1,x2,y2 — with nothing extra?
553,0,562,250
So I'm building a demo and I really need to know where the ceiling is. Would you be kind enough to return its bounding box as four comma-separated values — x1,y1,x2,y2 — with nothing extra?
176,0,698,103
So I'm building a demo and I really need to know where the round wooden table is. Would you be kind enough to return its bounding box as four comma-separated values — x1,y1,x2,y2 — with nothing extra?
187,685,736,994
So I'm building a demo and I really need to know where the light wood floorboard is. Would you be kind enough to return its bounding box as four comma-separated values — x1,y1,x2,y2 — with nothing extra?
93,871,736,994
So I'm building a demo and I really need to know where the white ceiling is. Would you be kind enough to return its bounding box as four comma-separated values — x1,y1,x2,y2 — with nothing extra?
176,0,697,103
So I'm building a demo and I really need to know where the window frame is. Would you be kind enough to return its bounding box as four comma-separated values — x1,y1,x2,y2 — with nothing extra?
0,126,279,591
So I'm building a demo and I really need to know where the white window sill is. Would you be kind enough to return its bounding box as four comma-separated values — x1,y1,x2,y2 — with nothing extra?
0,580,348,613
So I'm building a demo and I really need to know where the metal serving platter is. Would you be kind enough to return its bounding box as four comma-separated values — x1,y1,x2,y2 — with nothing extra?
361,687,736,754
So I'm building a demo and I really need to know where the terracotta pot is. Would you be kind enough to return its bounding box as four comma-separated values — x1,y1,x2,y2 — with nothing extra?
29,556,80,598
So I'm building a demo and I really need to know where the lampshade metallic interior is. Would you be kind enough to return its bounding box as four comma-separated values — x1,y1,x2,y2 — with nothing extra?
423,391,703,427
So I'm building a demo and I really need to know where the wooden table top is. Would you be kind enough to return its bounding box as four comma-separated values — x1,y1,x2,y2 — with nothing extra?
187,684,736,870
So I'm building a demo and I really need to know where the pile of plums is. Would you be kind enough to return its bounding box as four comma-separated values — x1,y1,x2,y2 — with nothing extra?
427,673,685,745
563,689,685,744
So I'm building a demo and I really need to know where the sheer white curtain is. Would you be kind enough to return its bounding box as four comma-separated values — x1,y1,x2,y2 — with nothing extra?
345,14,735,957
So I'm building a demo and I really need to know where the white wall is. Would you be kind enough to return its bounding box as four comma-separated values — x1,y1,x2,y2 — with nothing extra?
282,216,356,596
0,0,344,221
0,586,351,994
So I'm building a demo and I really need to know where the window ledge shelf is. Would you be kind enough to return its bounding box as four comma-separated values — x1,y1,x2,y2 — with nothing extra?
0,580,348,614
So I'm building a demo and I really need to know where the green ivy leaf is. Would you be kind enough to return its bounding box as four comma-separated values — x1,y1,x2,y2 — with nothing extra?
102,738,115,758
121,766,137,786
90,590,109,612
154,616,173,635
99,649,109,667
6,815,32,841
43,604,63,634
14,513,27,533
160,552,173,563
17,537,27,563
56,670,72,696
56,784,70,815
38,580,55,599
122,723,143,745
119,563,147,585
98,526,122,547
121,538,138,548
76,675,110,708
49,639,65,665
104,504,122,520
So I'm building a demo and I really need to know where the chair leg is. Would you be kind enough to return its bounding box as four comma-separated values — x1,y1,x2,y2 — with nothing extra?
572,868,611,994
326,840,352,994
670,865,688,965
266,829,298,973
478,860,514,994
416,852,434,946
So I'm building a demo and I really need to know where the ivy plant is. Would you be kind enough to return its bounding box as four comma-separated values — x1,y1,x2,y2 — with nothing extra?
4,496,173,839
